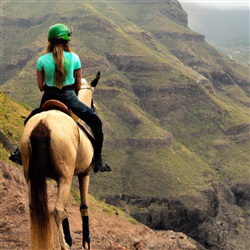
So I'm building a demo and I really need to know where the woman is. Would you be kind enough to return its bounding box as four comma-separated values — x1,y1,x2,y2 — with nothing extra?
10,23,110,173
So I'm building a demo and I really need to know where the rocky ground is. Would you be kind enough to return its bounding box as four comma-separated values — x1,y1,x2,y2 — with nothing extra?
0,160,206,250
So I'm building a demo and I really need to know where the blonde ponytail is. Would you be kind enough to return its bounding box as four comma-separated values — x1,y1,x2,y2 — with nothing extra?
53,44,65,89
46,41,72,89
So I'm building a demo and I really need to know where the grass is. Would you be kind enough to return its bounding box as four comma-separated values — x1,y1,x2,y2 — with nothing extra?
89,141,216,202
0,92,29,159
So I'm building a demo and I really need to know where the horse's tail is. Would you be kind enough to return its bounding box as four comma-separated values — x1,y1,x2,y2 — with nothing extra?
29,120,50,232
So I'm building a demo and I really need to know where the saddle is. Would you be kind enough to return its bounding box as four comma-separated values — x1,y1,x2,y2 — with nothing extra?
41,100,95,142
42,100,71,116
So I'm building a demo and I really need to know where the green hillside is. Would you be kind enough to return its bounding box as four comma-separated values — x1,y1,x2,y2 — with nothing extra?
0,92,30,159
1,1,249,249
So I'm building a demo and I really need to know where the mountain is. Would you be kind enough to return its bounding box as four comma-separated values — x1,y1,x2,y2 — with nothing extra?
1,0,250,249
180,2,250,64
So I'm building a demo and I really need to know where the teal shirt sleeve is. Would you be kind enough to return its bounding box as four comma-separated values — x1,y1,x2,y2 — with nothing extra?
72,53,81,70
36,57,43,71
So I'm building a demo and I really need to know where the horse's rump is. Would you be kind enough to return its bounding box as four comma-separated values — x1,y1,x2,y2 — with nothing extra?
42,99,95,145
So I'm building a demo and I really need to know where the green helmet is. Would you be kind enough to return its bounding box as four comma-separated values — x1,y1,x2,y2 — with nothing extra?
48,23,71,41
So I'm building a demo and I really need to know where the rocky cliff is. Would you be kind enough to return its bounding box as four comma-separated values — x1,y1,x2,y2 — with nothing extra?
102,183,250,250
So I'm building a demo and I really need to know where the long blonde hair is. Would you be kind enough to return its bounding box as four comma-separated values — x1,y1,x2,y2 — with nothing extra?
46,41,72,89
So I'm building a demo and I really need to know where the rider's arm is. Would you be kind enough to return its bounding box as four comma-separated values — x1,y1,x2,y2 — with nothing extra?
74,67,82,91
36,69,45,92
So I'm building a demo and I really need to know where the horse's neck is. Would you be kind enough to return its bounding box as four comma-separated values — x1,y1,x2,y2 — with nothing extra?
78,85,92,108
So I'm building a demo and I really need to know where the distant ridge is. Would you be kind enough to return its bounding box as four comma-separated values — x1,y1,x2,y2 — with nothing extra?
181,2,250,64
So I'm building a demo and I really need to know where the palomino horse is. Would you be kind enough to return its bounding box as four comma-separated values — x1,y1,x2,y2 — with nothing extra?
20,72,101,250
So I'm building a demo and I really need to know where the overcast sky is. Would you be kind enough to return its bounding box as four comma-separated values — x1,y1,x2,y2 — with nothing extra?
179,0,249,10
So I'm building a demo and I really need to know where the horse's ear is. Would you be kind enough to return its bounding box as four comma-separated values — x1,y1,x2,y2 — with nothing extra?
91,71,101,87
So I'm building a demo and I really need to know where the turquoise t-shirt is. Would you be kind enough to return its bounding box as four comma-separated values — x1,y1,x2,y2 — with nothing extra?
36,51,81,87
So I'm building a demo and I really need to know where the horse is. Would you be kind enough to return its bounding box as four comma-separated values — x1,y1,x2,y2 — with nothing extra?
20,72,102,250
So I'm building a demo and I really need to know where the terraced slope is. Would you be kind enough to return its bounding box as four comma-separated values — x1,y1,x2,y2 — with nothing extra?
1,1,249,249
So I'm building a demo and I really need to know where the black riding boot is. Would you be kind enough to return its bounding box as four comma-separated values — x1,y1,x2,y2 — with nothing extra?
9,146,22,165
92,128,111,173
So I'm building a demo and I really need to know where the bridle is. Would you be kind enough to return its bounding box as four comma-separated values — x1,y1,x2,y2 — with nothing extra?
80,84,95,110
80,85,92,91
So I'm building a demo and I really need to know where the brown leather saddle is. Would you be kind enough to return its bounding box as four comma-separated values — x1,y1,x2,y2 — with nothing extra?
41,100,71,116
41,100,95,140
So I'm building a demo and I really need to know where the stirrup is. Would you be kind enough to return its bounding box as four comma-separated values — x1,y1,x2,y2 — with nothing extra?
93,157,111,173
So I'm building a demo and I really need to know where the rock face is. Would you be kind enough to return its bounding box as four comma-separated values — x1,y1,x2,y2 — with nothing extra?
102,184,250,250
160,1,188,26
231,183,250,209
224,122,250,136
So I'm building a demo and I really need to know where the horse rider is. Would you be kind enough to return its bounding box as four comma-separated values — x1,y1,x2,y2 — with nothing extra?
9,23,110,173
